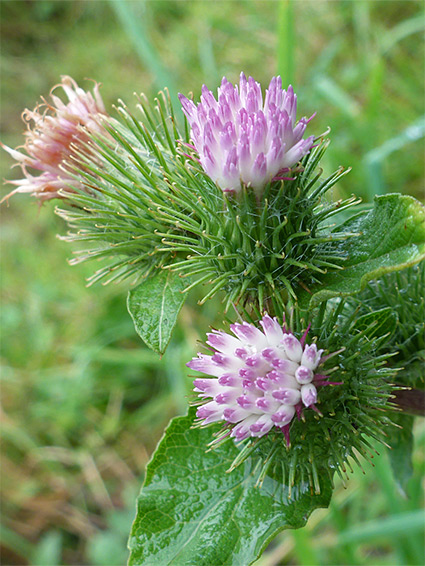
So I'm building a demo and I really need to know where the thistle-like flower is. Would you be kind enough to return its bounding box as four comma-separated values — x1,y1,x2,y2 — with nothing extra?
179,72,314,195
188,314,337,443
1,76,107,202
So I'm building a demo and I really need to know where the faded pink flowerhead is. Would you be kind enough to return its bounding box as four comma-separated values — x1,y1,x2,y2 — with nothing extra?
179,72,315,195
2,76,107,203
187,314,337,444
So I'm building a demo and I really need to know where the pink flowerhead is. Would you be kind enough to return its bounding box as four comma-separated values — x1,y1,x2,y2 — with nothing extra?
1,76,107,203
188,314,336,443
179,72,315,195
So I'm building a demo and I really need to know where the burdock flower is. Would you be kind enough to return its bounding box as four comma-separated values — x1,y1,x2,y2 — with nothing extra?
188,314,338,443
1,76,107,202
179,72,315,195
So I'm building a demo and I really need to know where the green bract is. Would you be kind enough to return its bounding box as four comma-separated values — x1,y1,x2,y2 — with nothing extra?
207,302,399,492
348,263,425,492
354,263,425,388
56,93,425,321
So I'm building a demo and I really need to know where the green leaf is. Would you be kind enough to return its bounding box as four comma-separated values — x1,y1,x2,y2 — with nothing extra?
127,270,187,355
303,194,425,308
128,408,333,566
387,412,414,496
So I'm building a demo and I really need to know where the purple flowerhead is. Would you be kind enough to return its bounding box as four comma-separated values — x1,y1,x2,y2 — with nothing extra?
179,73,315,196
187,314,337,444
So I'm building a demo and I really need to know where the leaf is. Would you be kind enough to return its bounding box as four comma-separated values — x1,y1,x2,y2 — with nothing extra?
127,270,187,355
302,194,425,308
128,408,333,566
387,413,414,496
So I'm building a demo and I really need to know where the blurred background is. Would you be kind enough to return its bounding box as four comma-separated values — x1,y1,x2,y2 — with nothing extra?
0,1,424,565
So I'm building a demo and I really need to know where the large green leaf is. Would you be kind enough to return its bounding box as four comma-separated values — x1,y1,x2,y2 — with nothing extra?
128,408,333,566
302,194,425,308
127,269,187,355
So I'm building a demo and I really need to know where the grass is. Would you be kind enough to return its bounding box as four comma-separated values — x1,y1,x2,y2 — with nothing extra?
1,1,424,564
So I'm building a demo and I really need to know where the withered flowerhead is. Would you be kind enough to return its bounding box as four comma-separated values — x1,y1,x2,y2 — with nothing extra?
2,76,107,203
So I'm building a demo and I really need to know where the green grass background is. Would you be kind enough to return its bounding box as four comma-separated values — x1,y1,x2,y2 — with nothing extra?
0,1,424,565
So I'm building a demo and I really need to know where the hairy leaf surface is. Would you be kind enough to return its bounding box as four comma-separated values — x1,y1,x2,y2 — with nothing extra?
301,194,425,308
128,409,333,566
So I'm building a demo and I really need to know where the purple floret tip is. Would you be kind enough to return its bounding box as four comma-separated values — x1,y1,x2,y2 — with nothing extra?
189,313,339,442
179,73,315,195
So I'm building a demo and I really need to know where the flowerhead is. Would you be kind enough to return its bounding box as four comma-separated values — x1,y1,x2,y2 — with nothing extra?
187,314,336,443
2,76,107,203
179,72,315,196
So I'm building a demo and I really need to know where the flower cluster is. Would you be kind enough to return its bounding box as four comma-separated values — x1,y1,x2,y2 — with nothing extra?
188,314,336,443
179,72,314,195
2,76,107,202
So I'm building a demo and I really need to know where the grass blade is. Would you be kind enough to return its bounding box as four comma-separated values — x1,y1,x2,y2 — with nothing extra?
277,0,295,85
108,0,177,102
